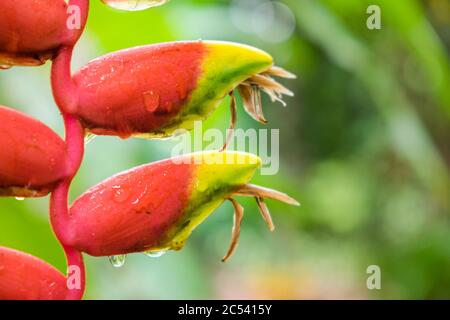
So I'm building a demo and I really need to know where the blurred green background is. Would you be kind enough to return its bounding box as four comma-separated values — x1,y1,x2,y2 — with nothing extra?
1,0,450,299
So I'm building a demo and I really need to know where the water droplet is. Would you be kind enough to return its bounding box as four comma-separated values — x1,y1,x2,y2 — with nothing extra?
143,90,160,113
112,186,130,203
84,133,96,145
102,0,170,11
144,250,167,258
15,197,25,201
108,255,126,267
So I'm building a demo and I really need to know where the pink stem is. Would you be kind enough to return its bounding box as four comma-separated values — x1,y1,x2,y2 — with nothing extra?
50,66,86,298
50,113,84,243
63,244,86,300
51,46,78,114
50,113,86,300
49,0,89,301
63,112,86,176
51,0,90,113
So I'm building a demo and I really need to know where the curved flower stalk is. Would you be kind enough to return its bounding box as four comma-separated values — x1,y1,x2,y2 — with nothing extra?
0,105,68,197
0,246,84,300
0,0,89,69
42,86,86,301
52,151,299,262
60,41,295,149
44,1,91,302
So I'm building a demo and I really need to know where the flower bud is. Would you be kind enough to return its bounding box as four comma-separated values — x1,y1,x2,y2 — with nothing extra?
0,106,68,197
66,151,299,261
72,41,295,143
0,247,67,300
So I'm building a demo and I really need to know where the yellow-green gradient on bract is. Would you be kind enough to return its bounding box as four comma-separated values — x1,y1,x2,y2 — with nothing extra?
147,151,262,253
159,41,274,135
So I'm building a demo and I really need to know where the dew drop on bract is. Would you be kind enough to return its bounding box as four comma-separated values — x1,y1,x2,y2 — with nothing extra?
15,197,25,201
102,0,170,11
143,90,160,113
84,133,96,145
112,186,130,203
144,250,167,258
108,255,126,268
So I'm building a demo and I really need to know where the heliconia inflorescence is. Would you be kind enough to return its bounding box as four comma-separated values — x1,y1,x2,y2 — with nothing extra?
52,151,298,261
0,0,299,300
69,41,295,144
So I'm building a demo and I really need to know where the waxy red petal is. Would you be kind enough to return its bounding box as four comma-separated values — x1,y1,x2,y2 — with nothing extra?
0,106,68,197
0,247,67,300
74,41,206,138
72,41,273,139
67,152,262,257
69,159,194,256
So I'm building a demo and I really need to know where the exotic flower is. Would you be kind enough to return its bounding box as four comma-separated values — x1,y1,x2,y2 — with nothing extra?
0,106,68,197
0,0,299,301
69,41,295,148
56,151,299,261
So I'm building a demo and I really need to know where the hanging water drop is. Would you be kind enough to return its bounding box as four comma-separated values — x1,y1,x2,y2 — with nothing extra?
84,133,96,145
144,250,167,258
101,0,170,11
15,197,25,201
108,255,126,267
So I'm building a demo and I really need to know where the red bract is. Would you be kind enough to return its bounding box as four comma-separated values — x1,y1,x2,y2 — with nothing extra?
0,0,88,68
57,151,299,261
72,41,205,138
65,155,193,256
0,105,68,197
69,41,294,143
0,247,67,300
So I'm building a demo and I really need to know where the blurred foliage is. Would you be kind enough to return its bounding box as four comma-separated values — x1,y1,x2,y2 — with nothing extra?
0,0,449,299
